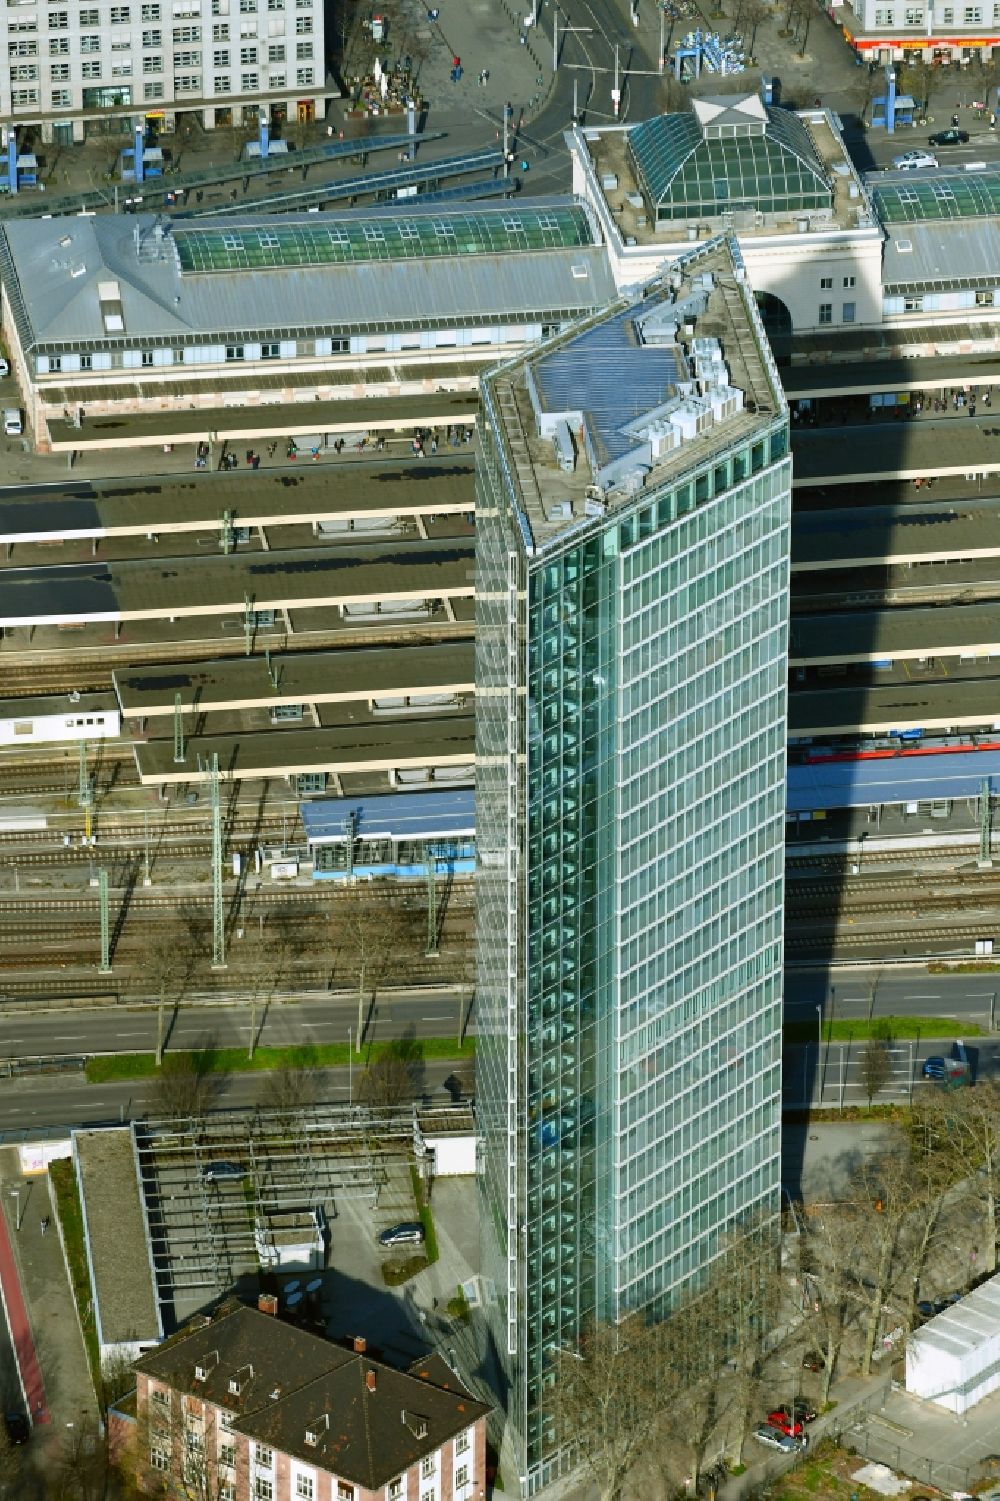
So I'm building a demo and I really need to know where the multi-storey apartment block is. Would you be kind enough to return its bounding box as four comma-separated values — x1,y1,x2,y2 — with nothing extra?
0,0,329,144
113,1303,489,1501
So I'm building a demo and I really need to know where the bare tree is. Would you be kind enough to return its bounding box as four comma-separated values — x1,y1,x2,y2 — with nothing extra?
849,1152,912,1375
741,0,768,55
800,1209,862,1404
357,1034,425,1109
906,1091,972,1320
47,1418,107,1501
0,1421,23,1501
139,925,191,1065
860,1036,893,1110
934,1081,1000,1273
703,1218,785,1465
552,1316,670,1501
259,1056,319,1118
128,1386,231,1501
331,889,412,1049
149,1049,226,1121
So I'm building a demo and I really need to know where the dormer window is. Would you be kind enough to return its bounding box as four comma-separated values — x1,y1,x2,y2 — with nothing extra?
305,1413,328,1447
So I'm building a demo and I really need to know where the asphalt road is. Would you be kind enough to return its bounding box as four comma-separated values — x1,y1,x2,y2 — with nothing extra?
0,987,471,1061
0,1058,464,1136
784,970,1000,1031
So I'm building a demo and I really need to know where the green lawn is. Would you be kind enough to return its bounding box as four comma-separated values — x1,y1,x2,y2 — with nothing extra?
410,1163,440,1265
784,1014,981,1044
85,1035,475,1084
49,1157,101,1397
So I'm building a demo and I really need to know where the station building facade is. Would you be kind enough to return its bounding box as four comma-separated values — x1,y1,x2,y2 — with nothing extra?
0,199,614,450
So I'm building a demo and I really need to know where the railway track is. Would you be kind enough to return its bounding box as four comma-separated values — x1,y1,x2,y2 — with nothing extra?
0,620,474,690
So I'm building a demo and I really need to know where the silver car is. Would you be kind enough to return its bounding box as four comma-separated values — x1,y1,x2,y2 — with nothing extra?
752,1423,802,1454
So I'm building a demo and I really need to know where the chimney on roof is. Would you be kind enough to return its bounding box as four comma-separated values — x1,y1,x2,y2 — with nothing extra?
366,1370,377,1393
353,1336,367,1354
258,1294,278,1317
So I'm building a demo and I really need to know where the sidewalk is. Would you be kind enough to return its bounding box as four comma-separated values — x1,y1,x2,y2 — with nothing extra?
0,1148,99,1456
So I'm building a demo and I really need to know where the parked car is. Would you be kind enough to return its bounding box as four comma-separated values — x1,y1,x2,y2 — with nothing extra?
201,1160,246,1184
377,1221,425,1248
769,1401,818,1425
2,407,21,437
922,1056,947,1079
892,150,939,170
0,356,9,378
766,1410,807,1438
928,128,969,145
917,1292,961,1318
752,1424,802,1454
4,1411,29,1445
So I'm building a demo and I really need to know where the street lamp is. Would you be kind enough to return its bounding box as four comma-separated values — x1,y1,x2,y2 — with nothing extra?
348,1027,353,1106
816,1004,823,1105
9,1187,21,1232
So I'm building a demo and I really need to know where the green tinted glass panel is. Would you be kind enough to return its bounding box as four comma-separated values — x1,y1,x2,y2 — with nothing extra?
627,108,831,221
174,205,594,273
872,170,1000,223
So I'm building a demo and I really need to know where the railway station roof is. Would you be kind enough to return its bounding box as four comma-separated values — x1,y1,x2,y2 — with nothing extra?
300,789,476,844
133,715,475,785
0,688,118,722
783,353,1000,400
787,749,1000,813
791,500,1000,571
882,220,1000,297
0,458,477,543
789,600,1000,664
792,416,1000,486
114,642,474,716
0,199,614,354
43,393,481,454
0,539,475,626
790,675,1000,737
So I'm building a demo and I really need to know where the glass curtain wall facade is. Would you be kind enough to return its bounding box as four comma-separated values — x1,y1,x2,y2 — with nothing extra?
476,313,791,1500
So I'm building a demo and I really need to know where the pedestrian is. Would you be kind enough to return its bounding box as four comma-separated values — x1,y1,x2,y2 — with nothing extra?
268,440,277,458
952,112,960,127
246,449,254,465
40,1216,49,1235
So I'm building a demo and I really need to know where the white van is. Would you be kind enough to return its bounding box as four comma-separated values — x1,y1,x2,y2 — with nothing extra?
3,409,22,437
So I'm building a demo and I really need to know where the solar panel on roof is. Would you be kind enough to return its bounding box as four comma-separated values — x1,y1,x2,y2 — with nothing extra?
173,205,593,274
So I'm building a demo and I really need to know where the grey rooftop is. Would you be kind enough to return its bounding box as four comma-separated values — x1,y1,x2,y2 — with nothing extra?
0,458,477,542
134,714,476,785
791,500,1000,571
482,235,783,551
790,600,1000,664
0,198,614,353
114,641,474,716
789,673,1000,736
0,539,475,626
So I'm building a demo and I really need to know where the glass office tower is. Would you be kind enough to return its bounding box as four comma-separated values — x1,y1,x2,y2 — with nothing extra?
475,237,791,1495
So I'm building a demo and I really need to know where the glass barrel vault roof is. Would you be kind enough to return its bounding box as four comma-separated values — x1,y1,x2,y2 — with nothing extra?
173,205,595,274
871,169,1000,223
627,108,831,221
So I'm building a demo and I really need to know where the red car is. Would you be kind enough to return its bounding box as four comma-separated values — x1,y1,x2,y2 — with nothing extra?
766,1410,806,1438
